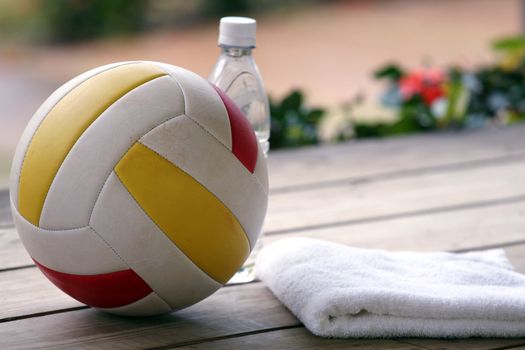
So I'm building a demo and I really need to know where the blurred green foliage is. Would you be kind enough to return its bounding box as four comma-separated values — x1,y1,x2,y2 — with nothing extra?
41,0,147,42
200,0,250,17
374,64,405,82
3,2,523,148
273,35,525,145
468,36,525,124
0,0,43,41
269,90,325,149
353,96,434,138
0,0,316,43
353,36,525,139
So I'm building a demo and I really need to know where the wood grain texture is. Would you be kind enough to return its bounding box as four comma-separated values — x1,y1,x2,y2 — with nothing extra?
169,328,525,350
266,159,525,233
169,327,422,350
0,267,82,321
268,124,525,190
0,190,11,228
503,244,525,274
0,282,299,350
264,200,525,252
0,227,31,270
400,338,525,350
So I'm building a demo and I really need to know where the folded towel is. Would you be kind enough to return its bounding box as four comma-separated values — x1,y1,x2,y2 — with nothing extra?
256,237,525,338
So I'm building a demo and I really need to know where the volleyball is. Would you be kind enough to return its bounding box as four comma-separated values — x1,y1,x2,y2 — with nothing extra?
9,61,269,316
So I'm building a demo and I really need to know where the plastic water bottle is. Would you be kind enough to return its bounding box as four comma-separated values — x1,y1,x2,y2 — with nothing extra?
209,17,270,155
209,17,270,284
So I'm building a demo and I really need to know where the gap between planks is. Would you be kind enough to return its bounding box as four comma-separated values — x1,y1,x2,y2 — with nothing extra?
267,124,525,190
271,152,525,195
144,324,304,350
266,193,525,235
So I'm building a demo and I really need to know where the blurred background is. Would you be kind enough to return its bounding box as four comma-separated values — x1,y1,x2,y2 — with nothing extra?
1,0,524,189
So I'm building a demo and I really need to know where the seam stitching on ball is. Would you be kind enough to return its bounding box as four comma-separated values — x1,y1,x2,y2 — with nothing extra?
133,113,267,250
184,113,268,195
113,166,226,285
87,224,129,267
88,224,173,309
88,168,177,308
13,212,89,234
88,167,120,226
113,169,168,238
155,64,187,116
10,196,86,232
86,113,184,228
136,141,254,252
159,66,267,195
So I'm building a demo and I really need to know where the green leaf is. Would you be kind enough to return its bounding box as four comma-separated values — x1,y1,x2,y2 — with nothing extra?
280,90,303,111
492,36,525,52
268,89,326,149
374,64,405,81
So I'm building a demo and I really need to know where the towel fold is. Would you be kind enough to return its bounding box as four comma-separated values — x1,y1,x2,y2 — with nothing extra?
256,237,525,338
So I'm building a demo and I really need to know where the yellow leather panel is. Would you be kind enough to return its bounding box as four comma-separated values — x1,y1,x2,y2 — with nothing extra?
18,63,166,225
115,142,250,284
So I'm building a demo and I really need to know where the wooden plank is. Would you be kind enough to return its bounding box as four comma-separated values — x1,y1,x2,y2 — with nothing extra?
0,267,82,321
268,124,525,190
0,190,11,228
169,327,422,350
264,200,525,252
265,159,525,233
0,283,299,350
0,227,31,271
400,338,525,350
502,244,525,274
169,327,525,350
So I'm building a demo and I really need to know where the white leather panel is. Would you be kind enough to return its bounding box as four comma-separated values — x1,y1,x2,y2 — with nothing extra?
39,75,184,229
89,172,222,311
11,200,127,275
153,61,233,150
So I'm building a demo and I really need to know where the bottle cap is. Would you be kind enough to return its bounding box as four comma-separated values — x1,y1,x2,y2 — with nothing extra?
218,17,256,48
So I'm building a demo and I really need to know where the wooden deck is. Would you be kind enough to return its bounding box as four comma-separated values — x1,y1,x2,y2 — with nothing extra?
1,125,525,349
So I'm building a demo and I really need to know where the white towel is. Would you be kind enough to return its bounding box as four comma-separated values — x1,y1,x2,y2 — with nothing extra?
256,237,525,338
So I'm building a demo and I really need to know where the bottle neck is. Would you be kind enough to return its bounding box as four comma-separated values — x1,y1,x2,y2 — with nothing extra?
220,46,253,57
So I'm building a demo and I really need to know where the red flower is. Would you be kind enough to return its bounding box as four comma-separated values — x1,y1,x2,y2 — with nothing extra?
399,68,445,105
